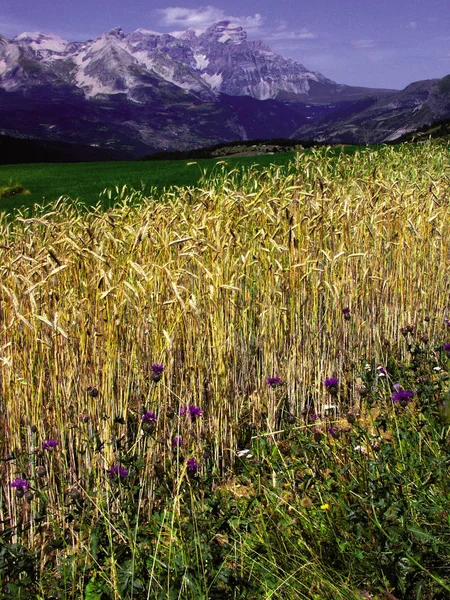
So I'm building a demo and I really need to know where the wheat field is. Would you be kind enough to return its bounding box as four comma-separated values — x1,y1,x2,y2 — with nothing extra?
1,141,449,598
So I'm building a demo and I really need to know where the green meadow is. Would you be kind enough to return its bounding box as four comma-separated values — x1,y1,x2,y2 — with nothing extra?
0,145,369,214
0,151,300,213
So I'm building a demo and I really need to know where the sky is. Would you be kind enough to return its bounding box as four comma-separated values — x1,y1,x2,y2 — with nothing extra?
1,0,449,90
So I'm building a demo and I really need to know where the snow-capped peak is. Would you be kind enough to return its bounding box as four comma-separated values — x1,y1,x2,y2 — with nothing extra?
14,31,68,52
134,28,162,37
2,20,334,102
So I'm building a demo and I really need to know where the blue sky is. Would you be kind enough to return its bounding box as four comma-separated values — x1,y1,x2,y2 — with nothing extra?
1,0,449,90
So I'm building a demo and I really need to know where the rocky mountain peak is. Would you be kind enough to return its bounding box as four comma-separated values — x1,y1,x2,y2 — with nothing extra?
0,20,399,126
103,27,126,40
176,28,198,43
200,21,247,45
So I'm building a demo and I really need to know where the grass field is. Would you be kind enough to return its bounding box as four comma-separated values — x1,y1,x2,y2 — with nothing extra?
0,145,368,214
0,151,300,213
1,141,450,599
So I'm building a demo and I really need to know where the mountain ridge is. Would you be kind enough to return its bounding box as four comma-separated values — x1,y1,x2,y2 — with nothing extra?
293,75,450,144
2,21,446,155
1,21,393,102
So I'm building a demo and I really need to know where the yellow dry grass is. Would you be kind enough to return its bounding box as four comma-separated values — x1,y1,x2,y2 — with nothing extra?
0,142,449,528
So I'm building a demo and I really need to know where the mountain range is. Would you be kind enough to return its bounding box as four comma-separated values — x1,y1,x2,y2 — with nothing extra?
0,21,449,158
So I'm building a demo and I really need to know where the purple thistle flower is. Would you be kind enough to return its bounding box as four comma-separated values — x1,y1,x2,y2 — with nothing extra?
311,413,320,421
42,439,58,450
266,377,282,388
189,405,203,419
187,457,198,474
180,405,203,420
393,383,402,391
443,343,450,355
377,366,388,377
324,378,339,394
342,307,351,321
327,427,339,438
141,411,157,423
392,390,414,406
141,411,157,433
172,436,183,447
10,478,30,491
151,363,164,382
107,465,128,479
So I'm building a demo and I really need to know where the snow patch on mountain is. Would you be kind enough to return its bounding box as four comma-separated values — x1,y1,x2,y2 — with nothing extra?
171,28,203,40
134,28,162,37
85,33,129,57
147,61,178,85
14,32,68,52
131,50,155,71
194,53,209,69
201,72,223,89
218,33,234,43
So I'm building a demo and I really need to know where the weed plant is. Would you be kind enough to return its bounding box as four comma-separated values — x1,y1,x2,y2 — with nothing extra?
0,142,449,598
0,182,30,200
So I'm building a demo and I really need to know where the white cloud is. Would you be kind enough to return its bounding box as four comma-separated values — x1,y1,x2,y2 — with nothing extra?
237,14,265,32
156,6,317,44
157,6,221,28
406,21,418,30
156,6,264,33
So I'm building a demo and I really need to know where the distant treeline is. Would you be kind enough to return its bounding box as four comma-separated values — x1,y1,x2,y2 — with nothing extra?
1,134,325,165
141,138,327,161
